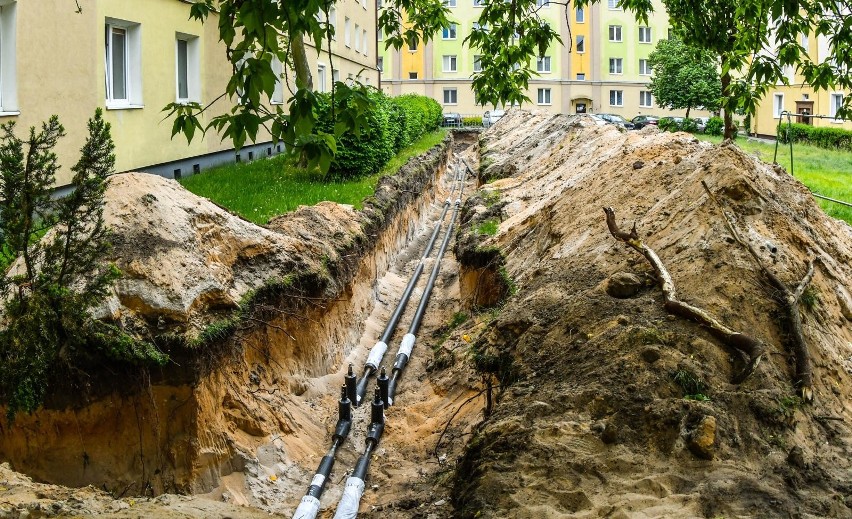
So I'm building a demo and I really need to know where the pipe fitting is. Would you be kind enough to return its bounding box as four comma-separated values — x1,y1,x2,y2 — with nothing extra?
377,366,389,410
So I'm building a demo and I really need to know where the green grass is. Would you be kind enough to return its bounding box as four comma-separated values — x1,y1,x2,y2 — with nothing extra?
697,134,852,224
180,130,447,225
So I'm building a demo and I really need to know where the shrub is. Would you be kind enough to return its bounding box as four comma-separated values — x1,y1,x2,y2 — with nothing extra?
679,118,699,133
462,116,482,127
779,122,852,151
704,116,724,136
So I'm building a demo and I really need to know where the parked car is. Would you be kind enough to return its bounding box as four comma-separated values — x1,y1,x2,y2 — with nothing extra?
659,116,685,126
694,116,710,132
482,109,505,128
588,114,608,126
631,115,660,129
442,112,462,127
595,113,635,130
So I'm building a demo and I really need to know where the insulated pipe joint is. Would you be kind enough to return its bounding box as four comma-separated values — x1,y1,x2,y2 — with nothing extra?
292,495,321,519
344,364,357,407
365,341,388,371
306,456,334,498
377,367,389,411
370,387,385,425
366,421,385,444
398,333,416,359
332,476,365,519
338,385,352,422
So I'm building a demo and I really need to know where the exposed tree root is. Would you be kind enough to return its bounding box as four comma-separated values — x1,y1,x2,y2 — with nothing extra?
701,181,817,402
604,207,765,383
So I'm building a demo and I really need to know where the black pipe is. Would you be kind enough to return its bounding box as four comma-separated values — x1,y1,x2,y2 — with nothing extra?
386,179,465,405
355,170,464,405
344,364,357,407
377,366,389,410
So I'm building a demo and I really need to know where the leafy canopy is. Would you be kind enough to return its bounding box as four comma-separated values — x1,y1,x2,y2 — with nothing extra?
647,38,721,117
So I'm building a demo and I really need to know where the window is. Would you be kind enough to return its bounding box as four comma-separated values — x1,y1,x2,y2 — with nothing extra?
377,56,384,72
378,27,383,41
640,91,653,107
577,73,586,80
773,93,784,118
609,25,622,42
0,1,16,113
355,24,361,52
536,56,551,73
576,7,585,22
409,71,418,79
609,58,623,74
801,33,809,51
332,70,340,83
329,8,337,39
639,26,651,43
408,39,418,51
443,0,457,6
473,0,484,6
363,29,368,55
105,19,142,107
830,93,844,120
317,64,327,93
536,0,550,6
639,59,651,75
668,28,674,40
175,36,200,103
576,35,585,53
537,88,551,105
473,55,482,72
344,18,351,47
609,90,623,106
442,55,458,72
271,57,284,104
442,24,457,39
607,0,621,9
443,88,458,104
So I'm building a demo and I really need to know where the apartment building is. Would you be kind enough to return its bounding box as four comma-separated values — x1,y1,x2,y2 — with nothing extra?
0,0,379,187
379,0,684,118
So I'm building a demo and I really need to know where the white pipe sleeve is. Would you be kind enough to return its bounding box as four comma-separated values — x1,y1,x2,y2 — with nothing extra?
365,341,387,370
332,477,365,519
398,333,416,358
292,495,321,519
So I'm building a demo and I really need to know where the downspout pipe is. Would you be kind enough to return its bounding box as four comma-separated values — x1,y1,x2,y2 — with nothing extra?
332,388,386,519
291,386,353,519
386,170,465,405
354,170,462,405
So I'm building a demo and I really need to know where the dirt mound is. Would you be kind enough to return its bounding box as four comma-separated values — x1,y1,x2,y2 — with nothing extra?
452,110,852,517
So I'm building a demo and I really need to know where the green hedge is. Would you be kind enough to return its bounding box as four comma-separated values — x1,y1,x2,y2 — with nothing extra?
316,90,441,179
778,122,852,151
705,116,724,136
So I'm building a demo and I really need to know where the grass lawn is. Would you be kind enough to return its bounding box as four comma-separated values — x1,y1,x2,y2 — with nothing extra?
180,130,447,225
697,134,852,225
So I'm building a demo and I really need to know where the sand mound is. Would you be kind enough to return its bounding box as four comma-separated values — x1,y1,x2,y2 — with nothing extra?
452,111,852,518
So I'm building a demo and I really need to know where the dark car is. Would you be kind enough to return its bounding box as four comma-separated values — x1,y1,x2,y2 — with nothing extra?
596,113,635,130
442,112,462,128
631,115,659,129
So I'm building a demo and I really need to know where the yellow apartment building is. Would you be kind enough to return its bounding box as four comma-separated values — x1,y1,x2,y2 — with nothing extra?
0,0,379,188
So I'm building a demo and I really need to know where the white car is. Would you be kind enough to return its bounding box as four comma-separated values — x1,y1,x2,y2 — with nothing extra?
482,109,506,128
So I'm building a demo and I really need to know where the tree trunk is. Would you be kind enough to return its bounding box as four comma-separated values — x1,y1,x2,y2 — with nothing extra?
720,68,734,140
686,105,691,119
291,36,313,91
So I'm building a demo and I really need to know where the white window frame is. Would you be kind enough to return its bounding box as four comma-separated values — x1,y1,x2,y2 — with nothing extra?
576,7,585,22
536,0,550,7
536,56,551,73
576,35,585,53
609,58,623,74
442,24,457,40
773,93,784,118
316,63,327,93
409,71,418,79
175,33,200,104
362,29,368,56
361,0,367,9
443,88,458,104
344,17,351,47
0,1,18,115
377,56,384,72
105,18,143,109
607,0,622,9
442,55,458,72
355,23,361,52
329,7,337,39
473,0,484,7
609,25,622,42
271,57,284,104
639,91,653,107
577,73,586,80
830,93,844,121
639,26,651,43
537,88,551,105
408,39,418,51
473,55,482,72
443,0,457,6
609,89,624,106
639,59,651,75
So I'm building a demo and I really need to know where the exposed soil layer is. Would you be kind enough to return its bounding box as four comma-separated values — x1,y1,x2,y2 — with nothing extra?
451,110,852,518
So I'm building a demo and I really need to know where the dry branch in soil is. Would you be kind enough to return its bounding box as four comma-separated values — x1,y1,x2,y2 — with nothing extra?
603,206,765,383
701,181,817,402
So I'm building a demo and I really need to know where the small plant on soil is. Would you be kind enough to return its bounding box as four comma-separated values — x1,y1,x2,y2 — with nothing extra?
775,395,804,424
672,369,710,401
475,219,499,236
799,285,820,311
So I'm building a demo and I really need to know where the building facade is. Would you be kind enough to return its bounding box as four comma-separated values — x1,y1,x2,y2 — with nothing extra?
0,0,379,187
379,0,693,119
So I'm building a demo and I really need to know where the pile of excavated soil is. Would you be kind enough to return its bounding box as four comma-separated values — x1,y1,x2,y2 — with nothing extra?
450,110,852,518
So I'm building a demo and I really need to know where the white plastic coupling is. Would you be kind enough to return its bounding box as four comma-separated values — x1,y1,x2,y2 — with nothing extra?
398,333,416,358
365,341,388,370
455,198,462,205
292,495,321,519
332,477,365,519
